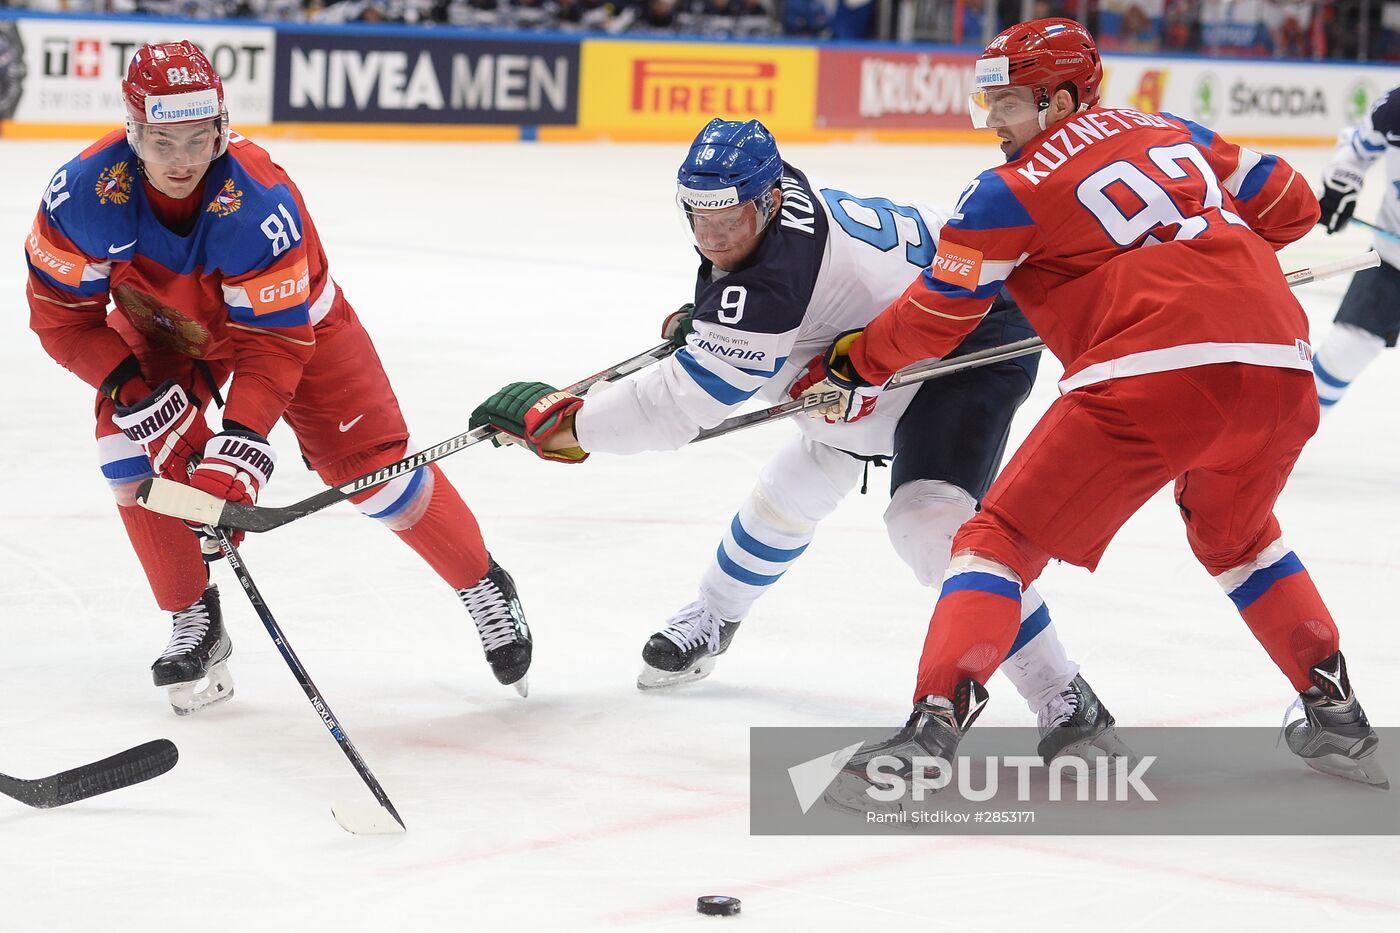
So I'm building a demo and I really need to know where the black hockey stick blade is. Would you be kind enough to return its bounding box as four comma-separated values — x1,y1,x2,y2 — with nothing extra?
331,799,407,835
136,340,678,533
0,739,178,809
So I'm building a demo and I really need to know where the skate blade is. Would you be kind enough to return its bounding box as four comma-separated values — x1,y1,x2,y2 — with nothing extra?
820,771,911,817
331,800,406,835
636,656,717,691
512,675,529,698
1045,727,1139,775
166,663,234,716
1302,752,1390,789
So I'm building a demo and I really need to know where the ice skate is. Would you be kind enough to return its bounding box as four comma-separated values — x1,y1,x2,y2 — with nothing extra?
1036,674,1135,769
822,679,987,816
637,599,741,690
458,557,532,696
1283,651,1387,788
152,584,234,716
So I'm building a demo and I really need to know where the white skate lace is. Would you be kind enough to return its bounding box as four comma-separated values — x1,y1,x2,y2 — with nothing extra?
159,602,211,661
1037,687,1080,735
659,600,723,654
459,579,520,653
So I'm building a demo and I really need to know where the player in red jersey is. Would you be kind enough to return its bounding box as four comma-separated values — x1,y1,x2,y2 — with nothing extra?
802,19,1384,809
26,42,532,713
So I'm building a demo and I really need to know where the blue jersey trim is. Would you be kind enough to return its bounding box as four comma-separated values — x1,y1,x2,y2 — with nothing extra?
1236,154,1277,202
1162,112,1216,149
100,455,154,483
675,347,759,406
949,171,1034,231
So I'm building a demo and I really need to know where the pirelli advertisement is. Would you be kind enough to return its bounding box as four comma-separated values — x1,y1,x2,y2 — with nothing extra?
0,11,1397,143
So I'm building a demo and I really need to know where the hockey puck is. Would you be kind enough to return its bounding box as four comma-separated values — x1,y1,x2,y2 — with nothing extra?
697,895,741,917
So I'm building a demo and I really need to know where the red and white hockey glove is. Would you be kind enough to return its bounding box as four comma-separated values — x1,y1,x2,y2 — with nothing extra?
187,430,277,551
788,329,881,424
469,381,589,464
112,380,214,482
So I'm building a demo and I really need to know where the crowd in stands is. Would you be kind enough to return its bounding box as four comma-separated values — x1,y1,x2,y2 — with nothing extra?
3,0,786,38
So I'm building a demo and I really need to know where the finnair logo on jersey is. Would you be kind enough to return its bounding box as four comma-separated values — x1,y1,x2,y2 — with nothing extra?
146,90,219,123
974,56,1009,87
679,185,740,210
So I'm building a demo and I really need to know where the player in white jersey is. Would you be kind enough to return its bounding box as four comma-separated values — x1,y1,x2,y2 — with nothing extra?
470,119,1118,752
1312,85,1400,410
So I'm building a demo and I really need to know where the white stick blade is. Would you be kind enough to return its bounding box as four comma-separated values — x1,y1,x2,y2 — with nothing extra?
332,801,406,835
137,478,228,525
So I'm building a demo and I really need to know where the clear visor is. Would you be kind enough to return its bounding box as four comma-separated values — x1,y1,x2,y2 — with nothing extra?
127,116,228,167
968,85,1040,129
676,191,773,253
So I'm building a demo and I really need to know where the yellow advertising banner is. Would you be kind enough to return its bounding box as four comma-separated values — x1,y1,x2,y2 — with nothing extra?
578,39,818,139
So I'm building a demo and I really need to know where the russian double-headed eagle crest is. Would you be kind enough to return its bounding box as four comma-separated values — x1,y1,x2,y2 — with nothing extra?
95,161,132,205
115,284,211,358
206,177,243,217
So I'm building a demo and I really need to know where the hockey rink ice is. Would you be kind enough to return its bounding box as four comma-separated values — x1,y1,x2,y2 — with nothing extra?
0,138,1396,930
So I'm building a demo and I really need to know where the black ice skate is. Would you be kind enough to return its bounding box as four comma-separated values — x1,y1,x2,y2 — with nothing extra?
1283,651,1387,788
1036,674,1136,770
458,557,532,697
637,599,741,690
152,584,233,716
822,679,988,816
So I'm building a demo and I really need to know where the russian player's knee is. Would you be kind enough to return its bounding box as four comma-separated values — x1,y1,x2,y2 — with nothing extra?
333,442,434,532
883,480,976,587
97,432,154,507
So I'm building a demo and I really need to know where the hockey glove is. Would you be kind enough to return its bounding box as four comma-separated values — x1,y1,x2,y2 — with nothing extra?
470,382,589,464
788,329,881,424
661,303,697,350
187,430,276,551
1318,169,1363,234
112,380,214,483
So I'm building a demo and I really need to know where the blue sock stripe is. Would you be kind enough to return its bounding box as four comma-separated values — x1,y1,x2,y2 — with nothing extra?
728,514,808,564
367,466,426,520
1312,358,1350,389
1319,395,1339,406
1005,601,1052,659
939,570,1022,602
716,545,786,587
1228,552,1306,610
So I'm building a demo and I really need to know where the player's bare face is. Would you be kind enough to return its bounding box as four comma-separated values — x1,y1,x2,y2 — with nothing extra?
982,87,1042,157
139,122,218,198
689,189,780,271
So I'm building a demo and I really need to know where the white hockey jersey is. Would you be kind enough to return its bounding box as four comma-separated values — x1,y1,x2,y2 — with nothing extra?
575,164,950,457
1323,85,1400,269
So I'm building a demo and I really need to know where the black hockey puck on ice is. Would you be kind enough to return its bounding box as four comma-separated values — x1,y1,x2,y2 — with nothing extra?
697,895,741,916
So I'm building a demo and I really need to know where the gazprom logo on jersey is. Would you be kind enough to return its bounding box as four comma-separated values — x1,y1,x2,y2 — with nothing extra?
974,56,1010,87
679,185,740,210
146,90,220,123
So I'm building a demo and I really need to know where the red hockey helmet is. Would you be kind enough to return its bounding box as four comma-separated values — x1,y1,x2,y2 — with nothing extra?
969,18,1102,129
122,41,229,165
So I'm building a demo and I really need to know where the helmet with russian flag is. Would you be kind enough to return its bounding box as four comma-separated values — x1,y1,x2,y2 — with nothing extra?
122,41,229,165
969,18,1102,130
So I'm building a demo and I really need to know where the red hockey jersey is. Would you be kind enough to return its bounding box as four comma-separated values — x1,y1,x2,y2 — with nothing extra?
26,130,347,434
850,108,1321,391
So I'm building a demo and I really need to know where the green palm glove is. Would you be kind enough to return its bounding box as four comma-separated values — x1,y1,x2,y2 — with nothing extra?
661,303,697,350
470,381,588,464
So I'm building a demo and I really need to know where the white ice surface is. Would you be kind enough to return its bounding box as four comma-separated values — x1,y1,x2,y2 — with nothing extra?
0,138,1396,931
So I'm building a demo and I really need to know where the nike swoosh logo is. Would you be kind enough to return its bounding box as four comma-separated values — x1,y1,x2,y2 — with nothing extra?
108,239,137,254
338,415,365,433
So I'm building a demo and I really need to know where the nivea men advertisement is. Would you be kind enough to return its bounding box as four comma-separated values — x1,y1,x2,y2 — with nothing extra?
273,30,579,125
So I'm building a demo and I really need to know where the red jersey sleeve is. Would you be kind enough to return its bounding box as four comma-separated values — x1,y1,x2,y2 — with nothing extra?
1165,113,1320,249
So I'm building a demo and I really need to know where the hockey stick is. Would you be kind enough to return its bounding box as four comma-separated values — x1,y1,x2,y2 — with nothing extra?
136,340,677,533
694,250,1381,444
212,528,405,835
1350,217,1400,246
0,739,178,809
